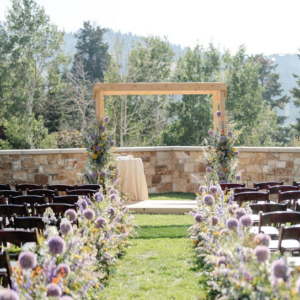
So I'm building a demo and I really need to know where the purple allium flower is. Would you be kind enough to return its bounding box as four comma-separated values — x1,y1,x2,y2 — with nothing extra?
204,195,214,205
109,189,117,195
208,129,214,136
211,216,219,226
94,192,104,202
110,141,115,147
83,208,95,220
206,167,213,173
0,289,19,300
89,134,95,141
220,179,227,184
216,111,222,117
92,172,98,179
100,171,106,178
61,297,73,300
209,186,218,195
100,126,106,132
220,229,228,236
234,151,239,156
254,246,270,263
219,172,225,178
240,215,253,228
226,218,239,230
46,283,62,297
18,251,37,270
235,175,241,181
104,116,110,123
95,217,107,229
219,136,226,143
254,233,271,246
217,256,227,267
199,186,208,194
227,131,233,137
296,277,300,295
110,194,119,202
194,213,205,223
228,205,236,215
108,207,116,216
235,208,246,220
272,260,289,279
56,263,71,278
65,209,77,222
60,221,72,235
77,199,88,210
48,236,66,255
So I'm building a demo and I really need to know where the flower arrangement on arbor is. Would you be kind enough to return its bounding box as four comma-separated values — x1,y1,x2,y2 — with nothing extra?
82,116,116,185
204,111,242,184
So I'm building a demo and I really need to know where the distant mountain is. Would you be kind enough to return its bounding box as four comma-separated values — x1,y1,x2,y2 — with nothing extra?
63,30,300,125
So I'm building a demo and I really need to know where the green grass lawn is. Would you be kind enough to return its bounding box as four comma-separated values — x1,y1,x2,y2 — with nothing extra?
102,214,205,300
148,192,196,201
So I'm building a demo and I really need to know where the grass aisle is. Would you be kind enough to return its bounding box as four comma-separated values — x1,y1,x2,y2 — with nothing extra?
102,214,205,300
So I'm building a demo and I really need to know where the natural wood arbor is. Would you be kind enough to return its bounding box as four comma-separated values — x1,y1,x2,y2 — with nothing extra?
93,83,227,130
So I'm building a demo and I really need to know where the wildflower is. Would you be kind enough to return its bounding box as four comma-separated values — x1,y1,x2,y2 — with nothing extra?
91,154,98,160
104,116,110,123
220,136,226,143
217,256,227,267
0,289,19,300
226,218,239,230
56,263,71,278
48,236,66,255
254,246,270,263
272,260,289,279
211,216,219,226
60,221,72,235
235,175,241,181
94,192,104,202
110,141,115,147
73,254,83,259
228,205,236,215
110,194,119,202
222,145,226,150
100,126,105,132
216,111,222,117
83,208,95,220
46,283,62,297
228,153,232,157
234,151,239,156
240,215,253,228
206,167,213,173
218,151,222,155
220,229,228,235
208,129,214,136
194,213,205,223
199,186,208,194
77,199,88,210
100,171,106,178
219,172,225,178
209,186,218,195
109,189,117,195
222,168,227,172
89,134,95,141
235,208,246,220
18,251,37,270
101,137,106,140
204,195,214,205
254,233,271,246
227,131,233,137
220,179,227,184
65,209,77,222
95,217,107,229
108,207,116,216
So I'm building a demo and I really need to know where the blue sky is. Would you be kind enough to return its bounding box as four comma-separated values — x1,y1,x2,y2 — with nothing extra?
0,0,299,55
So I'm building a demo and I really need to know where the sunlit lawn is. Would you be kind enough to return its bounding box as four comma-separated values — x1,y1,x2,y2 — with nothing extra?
148,192,195,201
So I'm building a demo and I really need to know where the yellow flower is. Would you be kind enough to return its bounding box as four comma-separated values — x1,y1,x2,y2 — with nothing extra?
97,151,101,155
101,137,106,140
92,154,98,159
95,283,99,289
105,248,109,252
228,153,232,157
72,253,83,260
64,287,70,294
210,157,214,161
81,145,85,148
232,148,236,151
101,240,106,244
213,232,220,236
92,228,99,234
98,143,103,147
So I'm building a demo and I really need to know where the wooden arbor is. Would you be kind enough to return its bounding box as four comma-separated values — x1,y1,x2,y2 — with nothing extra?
93,83,227,129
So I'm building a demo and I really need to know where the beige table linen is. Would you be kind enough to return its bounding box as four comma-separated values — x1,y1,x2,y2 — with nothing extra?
115,158,149,201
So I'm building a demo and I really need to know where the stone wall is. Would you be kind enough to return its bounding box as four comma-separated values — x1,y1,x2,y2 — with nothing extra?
1,147,300,192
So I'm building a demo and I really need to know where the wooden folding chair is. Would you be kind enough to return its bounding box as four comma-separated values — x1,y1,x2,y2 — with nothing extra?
0,204,29,227
254,181,284,190
0,184,11,191
233,191,270,206
249,202,288,214
14,216,45,233
27,189,58,203
15,183,42,194
0,190,22,201
278,224,300,254
53,195,80,205
278,190,300,210
0,250,12,287
66,189,95,197
47,184,75,196
220,183,245,191
8,195,46,214
227,187,258,194
75,184,100,191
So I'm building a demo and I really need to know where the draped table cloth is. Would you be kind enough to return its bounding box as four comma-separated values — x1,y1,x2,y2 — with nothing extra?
115,157,149,201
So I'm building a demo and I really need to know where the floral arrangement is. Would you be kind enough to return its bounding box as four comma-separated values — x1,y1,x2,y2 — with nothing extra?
189,184,300,299
204,111,242,184
0,182,135,299
82,116,116,185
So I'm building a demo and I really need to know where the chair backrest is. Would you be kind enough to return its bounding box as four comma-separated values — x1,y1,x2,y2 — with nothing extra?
229,187,258,194
220,183,245,191
249,202,288,214
66,189,95,196
278,190,300,209
293,180,300,187
15,183,42,192
0,204,30,227
8,195,46,213
278,224,300,253
27,189,58,203
0,250,12,287
0,184,11,191
0,229,38,248
259,211,300,232
75,184,100,191
0,190,22,199
233,191,270,203
268,185,299,195
14,216,45,232
53,195,80,205
47,184,75,192
0,196,6,205
34,203,78,217
254,181,284,190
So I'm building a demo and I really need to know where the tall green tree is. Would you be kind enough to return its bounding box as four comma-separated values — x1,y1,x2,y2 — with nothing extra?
73,21,110,82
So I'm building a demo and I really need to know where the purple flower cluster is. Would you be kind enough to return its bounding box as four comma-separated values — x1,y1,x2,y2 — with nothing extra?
48,236,66,255
204,195,214,205
18,251,37,270
194,213,205,223
254,246,270,263
226,218,239,230
60,221,72,235
65,209,77,222
95,217,107,229
0,289,19,300
83,208,95,220
46,283,62,297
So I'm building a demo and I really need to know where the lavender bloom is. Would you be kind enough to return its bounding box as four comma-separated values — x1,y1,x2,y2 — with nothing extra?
226,218,239,230
56,263,71,278
208,129,214,136
100,126,106,132
234,151,239,156
216,111,222,117
77,199,88,210
220,136,226,143
254,246,270,263
217,256,227,267
235,175,241,181
104,116,110,123
65,209,77,222
92,172,98,178
100,171,106,178
46,283,62,297
95,217,107,229
109,189,117,195
204,195,214,205
0,289,19,300
18,251,37,270
199,186,208,194
194,213,205,223
219,172,225,178
209,186,218,195
110,194,119,202
272,260,289,279
211,216,219,226
48,236,66,255
83,208,95,220
228,195,234,204
108,207,116,216
206,167,213,173
254,233,271,246
95,145,101,151
110,141,115,147
240,215,253,228
94,192,104,202
89,134,95,141
235,208,246,220
60,221,72,235
227,131,233,137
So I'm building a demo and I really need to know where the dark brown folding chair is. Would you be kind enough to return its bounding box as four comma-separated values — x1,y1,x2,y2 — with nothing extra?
278,190,300,210
220,183,245,191
233,191,270,205
268,185,299,194
53,195,80,205
0,204,29,227
27,189,58,203
34,203,78,218
75,184,100,191
278,224,300,254
254,181,284,190
8,195,46,214
15,183,42,193
249,202,288,214
14,216,45,232
0,250,12,287
47,184,75,196
227,187,258,194
0,190,22,201
293,180,300,187
66,189,95,197
0,184,11,191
